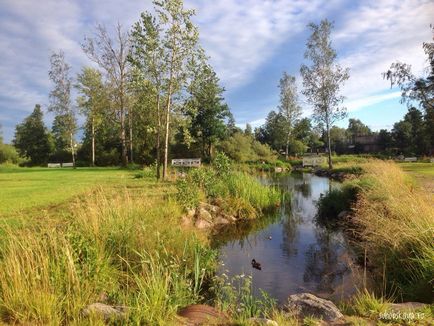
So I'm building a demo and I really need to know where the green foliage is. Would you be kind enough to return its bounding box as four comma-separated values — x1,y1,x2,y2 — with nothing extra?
13,105,52,165
213,273,276,322
176,178,202,209
0,143,21,165
219,132,277,163
213,152,231,176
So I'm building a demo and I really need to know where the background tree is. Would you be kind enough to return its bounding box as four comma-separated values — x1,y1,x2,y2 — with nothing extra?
82,24,131,166
244,123,252,136
48,51,77,166
278,72,301,158
186,64,230,159
13,105,51,165
155,0,200,179
130,12,166,178
76,67,108,166
300,19,350,169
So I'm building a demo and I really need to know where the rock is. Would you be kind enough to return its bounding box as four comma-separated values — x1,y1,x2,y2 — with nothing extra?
197,207,213,222
284,293,344,322
390,302,427,311
214,216,230,225
195,218,212,229
199,202,220,214
247,317,278,325
221,213,237,222
82,303,128,320
181,215,191,227
178,304,228,325
186,208,196,218
337,211,349,219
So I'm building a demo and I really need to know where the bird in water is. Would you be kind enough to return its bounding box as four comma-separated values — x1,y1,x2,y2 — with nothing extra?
251,259,262,270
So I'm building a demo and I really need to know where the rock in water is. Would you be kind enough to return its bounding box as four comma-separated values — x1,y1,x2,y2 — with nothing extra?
285,293,343,322
178,304,228,325
82,302,128,321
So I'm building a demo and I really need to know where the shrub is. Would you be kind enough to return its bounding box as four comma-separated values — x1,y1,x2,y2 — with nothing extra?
176,178,202,209
213,152,231,177
0,143,21,164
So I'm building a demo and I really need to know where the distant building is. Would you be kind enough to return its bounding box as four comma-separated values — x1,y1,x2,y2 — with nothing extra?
353,134,380,153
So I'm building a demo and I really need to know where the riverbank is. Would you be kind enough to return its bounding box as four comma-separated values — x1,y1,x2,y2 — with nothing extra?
0,162,432,324
317,160,434,303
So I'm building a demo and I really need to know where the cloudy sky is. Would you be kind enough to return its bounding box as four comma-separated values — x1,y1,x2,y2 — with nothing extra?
0,0,432,142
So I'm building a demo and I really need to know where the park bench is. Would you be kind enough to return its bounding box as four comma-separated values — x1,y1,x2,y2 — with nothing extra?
62,162,74,167
171,158,201,167
47,163,61,168
404,157,417,162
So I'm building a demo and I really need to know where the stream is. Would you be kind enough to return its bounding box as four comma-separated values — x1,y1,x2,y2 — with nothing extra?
214,172,366,304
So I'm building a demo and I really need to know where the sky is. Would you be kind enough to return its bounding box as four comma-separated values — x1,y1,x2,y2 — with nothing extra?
0,0,433,143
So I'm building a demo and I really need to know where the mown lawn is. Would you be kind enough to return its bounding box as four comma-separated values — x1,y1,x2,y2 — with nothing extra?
0,166,144,215
399,162,434,176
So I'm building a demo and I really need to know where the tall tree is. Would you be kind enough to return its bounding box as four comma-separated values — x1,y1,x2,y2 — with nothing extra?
48,51,77,167
130,12,166,178
384,25,433,111
155,0,200,179
186,64,230,159
278,72,301,158
300,19,350,169
76,67,108,166
13,105,51,164
82,24,131,166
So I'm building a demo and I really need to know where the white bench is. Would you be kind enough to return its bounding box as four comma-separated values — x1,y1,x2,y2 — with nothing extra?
171,158,201,167
62,162,74,167
302,155,326,167
404,157,417,162
47,163,61,168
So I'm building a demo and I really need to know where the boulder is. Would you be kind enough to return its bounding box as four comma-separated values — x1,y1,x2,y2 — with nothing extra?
214,216,230,225
247,317,278,325
199,202,220,214
178,304,228,325
181,215,191,227
186,208,196,219
195,218,212,229
197,207,213,222
284,293,343,322
82,302,128,320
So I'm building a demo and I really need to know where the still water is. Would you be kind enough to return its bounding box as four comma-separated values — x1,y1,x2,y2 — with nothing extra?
214,172,364,304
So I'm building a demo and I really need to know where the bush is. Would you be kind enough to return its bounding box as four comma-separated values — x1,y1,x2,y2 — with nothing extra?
213,152,231,176
0,143,21,164
176,178,202,209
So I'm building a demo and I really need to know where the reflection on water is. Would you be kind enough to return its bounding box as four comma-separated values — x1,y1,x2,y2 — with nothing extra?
214,172,364,304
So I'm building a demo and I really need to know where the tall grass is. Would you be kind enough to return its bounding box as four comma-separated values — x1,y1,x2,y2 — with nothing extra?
0,188,215,325
353,160,434,302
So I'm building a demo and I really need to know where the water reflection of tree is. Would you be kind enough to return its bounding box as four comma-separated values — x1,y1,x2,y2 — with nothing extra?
303,228,349,293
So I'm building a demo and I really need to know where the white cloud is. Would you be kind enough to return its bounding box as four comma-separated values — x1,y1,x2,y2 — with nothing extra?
190,0,340,89
346,91,401,112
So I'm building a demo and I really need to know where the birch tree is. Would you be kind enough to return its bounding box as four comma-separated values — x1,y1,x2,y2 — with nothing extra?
82,24,131,166
76,67,108,166
48,51,77,167
300,20,349,169
278,72,301,159
130,12,166,178
156,0,199,179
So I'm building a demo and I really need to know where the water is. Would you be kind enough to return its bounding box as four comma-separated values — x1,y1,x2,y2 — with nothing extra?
214,172,365,304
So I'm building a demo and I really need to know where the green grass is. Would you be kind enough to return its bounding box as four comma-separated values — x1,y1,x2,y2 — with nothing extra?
398,162,434,177
0,166,142,215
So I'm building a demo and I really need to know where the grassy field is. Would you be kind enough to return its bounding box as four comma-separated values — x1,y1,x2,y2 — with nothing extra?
0,166,145,216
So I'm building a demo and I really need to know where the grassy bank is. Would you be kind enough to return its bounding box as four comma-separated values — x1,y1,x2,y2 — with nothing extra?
0,184,215,325
317,160,434,302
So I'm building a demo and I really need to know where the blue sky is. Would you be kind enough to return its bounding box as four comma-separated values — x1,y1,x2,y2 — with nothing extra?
0,0,432,143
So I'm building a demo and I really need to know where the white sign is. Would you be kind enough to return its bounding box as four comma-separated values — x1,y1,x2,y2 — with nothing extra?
171,158,201,167
47,163,61,168
302,155,326,167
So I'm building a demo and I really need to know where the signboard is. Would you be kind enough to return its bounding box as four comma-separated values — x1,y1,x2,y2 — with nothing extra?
171,158,201,167
302,155,326,167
